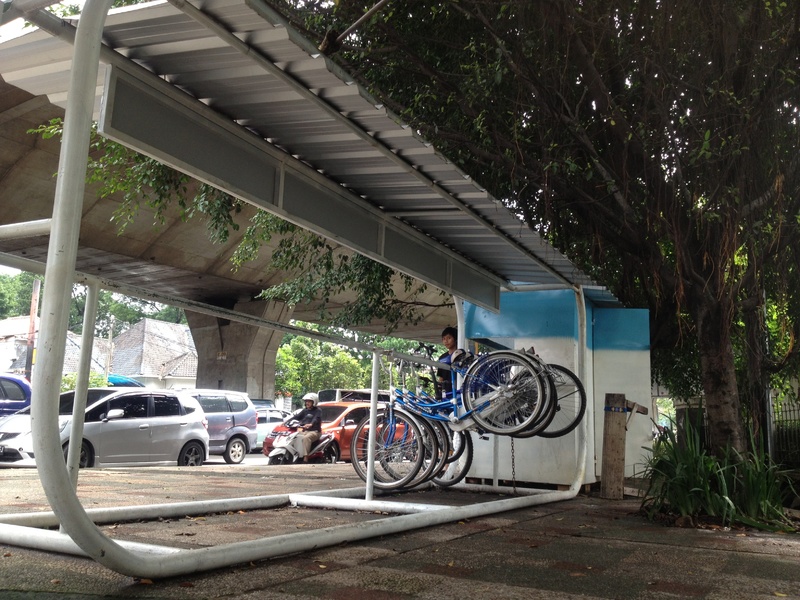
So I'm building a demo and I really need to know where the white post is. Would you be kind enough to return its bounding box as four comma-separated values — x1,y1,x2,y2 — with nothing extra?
64,280,100,489
365,349,381,501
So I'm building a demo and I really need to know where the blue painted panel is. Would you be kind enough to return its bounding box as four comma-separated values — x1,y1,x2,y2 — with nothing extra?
593,308,650,351
465,290,579,340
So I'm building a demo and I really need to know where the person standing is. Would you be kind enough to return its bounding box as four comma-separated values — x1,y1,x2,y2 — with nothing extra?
437,326,458,399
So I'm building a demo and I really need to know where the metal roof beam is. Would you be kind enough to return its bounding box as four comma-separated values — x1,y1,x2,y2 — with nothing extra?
99,65,502,310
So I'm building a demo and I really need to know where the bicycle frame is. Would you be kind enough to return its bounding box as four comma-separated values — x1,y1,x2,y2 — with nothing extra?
391,358,495,433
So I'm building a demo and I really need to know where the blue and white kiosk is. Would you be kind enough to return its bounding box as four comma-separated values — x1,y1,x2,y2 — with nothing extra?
462,287,653,487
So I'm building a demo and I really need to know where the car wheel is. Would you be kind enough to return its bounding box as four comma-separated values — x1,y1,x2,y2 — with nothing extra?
224,437,247,464
63,440,93,468
178,441,205,466
324,442,340,464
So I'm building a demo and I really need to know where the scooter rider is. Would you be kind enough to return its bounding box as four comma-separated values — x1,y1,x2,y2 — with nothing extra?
291,392,323,462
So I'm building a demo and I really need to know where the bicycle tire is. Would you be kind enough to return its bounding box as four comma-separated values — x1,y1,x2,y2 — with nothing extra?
349,409,425,490
425,420,453,480
432,430,473,487
402,411,442,487
510,355,557,438
461,351,546,435
538,364,587,438
444,429,467,463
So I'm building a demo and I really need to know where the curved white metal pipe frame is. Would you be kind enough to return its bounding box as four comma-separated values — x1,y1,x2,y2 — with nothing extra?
14,0,585,579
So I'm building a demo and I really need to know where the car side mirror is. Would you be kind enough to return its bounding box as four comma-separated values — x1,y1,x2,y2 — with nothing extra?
105,408,125,421
344,419,356,426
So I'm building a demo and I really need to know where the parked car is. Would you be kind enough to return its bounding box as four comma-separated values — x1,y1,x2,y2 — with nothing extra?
0,388,208,468
254,408,291,451
262,401,373,463
0,373,32,417
251,398,275,410
183,389,257,464
317,389,391,403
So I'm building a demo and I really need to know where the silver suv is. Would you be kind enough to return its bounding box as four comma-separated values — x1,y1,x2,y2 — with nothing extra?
184,389,257,464
0,388,209,468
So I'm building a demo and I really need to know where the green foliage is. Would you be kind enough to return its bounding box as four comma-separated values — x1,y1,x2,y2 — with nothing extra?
274,334,369,398
260,242,448,331
68,285,184,337
641,421,796,532
651,341,704,403
60,371,108,392
0,272,42,320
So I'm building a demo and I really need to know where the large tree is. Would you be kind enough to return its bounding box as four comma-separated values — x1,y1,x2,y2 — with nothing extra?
269,0,800,454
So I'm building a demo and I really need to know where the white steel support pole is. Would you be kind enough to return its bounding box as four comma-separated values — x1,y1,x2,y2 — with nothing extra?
29,0,131,569
64,280,100,489
365,349,381,501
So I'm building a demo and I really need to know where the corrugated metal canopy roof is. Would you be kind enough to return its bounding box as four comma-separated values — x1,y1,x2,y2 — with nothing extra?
0,0,615,307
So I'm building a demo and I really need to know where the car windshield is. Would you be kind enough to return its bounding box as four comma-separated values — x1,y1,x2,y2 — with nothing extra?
58,389,120,415
318,405,348,423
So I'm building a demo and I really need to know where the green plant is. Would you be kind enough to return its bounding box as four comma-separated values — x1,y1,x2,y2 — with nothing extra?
725,436,797,531
640,420,796,532
641,422,736,526
60,371,109,392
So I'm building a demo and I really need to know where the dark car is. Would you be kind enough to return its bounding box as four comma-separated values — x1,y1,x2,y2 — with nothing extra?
262,401,372,463
0,373,32,417
184,389,258,464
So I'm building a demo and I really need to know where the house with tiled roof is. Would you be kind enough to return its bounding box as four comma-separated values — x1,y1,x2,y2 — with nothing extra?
9,328,111,377
1,316,197,388
0,315,36,372
111,318,197,389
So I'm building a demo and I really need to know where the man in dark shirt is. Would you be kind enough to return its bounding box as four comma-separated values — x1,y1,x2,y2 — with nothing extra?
291,392,322,462
437,326,458,399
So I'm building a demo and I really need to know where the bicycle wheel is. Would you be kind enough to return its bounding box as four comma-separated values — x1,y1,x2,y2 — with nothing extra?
425,419,453,480
461,351,546,435
538,364,587,438
432,429,473,487
349,409,425,490
401,411,442,487
510,357,557,438
445,429,468,463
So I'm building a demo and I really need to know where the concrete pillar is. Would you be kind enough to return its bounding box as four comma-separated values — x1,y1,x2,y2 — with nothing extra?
184,300,293,398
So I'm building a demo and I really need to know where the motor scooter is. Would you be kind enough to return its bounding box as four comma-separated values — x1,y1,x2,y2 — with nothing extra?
266,419,339,465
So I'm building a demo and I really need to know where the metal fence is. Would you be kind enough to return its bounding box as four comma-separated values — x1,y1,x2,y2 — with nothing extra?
773,399,800,469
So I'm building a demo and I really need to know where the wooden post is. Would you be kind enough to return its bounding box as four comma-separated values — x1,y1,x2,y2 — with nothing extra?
600,393,627,500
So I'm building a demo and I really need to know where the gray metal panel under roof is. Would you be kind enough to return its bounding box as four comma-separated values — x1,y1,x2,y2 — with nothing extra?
0,0,609,303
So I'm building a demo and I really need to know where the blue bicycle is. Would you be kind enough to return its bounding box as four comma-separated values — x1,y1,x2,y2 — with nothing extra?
351,347,561,489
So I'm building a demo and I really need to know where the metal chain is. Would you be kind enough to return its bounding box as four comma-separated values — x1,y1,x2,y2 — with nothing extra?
510,437,517,494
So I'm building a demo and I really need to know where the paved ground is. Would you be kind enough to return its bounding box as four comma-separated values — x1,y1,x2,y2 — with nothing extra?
0,463,799,599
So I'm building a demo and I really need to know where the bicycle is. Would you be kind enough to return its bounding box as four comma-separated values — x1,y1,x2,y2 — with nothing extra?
350,346,587,490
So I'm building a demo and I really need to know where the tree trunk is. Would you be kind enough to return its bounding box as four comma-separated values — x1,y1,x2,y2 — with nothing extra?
695,297,746,455
743,300,769,453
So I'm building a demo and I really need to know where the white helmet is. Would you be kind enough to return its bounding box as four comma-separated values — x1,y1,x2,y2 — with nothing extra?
302,392,319,406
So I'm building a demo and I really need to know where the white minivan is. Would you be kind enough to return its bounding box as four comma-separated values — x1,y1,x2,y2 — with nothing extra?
0,388,209,468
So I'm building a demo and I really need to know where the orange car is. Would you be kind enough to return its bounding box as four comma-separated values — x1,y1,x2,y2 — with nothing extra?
262,401,374,463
